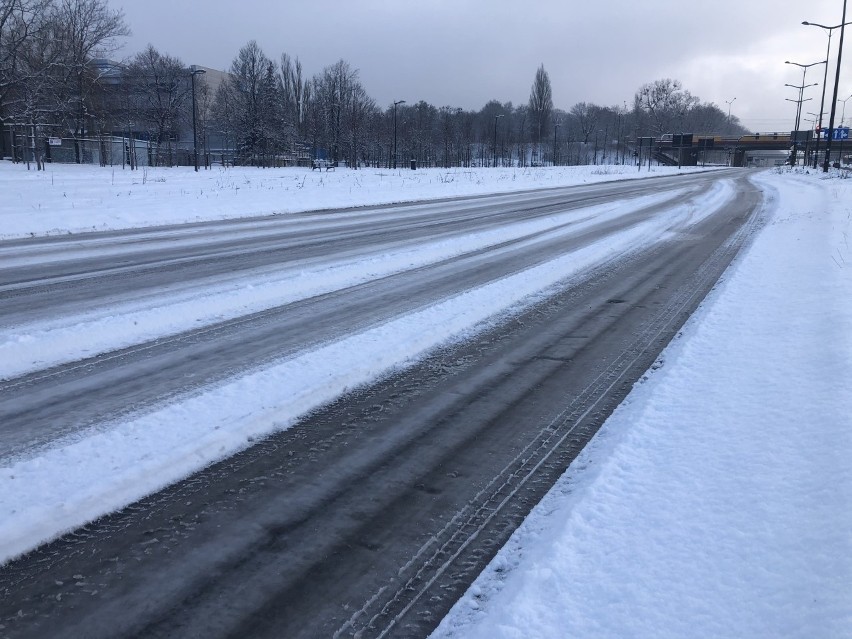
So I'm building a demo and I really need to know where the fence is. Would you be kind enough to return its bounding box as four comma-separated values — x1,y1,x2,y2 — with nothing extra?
2,125,207,168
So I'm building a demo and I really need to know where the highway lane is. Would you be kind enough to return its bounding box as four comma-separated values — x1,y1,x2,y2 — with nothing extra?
0,170,764,638
0,170,735,325
1,173,713,458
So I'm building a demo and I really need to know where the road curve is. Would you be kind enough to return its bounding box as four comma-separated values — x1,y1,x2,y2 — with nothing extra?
0,170,763,638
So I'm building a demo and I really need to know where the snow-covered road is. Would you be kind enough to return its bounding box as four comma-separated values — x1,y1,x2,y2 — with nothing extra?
0,169,737,561
4,163,845,639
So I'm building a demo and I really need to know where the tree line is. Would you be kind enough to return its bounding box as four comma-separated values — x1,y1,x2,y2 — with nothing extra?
0,0,750,168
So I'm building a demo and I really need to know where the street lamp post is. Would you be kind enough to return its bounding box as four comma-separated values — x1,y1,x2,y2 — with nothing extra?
786,60,826,167
803,2,849,171
493,114,503,168
189,65,206,172
803,17,852,168
593,130,599,165
393,99,405,169
837,93,852,165
553,121,560,166
838,93,852,125
784,79,818,165
807,110,829,165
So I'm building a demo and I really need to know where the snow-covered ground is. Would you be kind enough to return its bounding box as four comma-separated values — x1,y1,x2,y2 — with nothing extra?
0,162,711,239
1,162,849,636
431,169,852,638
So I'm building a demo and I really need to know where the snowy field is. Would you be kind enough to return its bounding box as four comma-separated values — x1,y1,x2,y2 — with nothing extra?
1,162,849,636
0,162,713,239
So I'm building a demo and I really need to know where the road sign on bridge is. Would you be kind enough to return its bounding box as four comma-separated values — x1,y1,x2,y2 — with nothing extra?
818,127,850,140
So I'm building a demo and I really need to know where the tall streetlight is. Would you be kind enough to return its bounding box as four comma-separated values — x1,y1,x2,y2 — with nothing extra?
838,93,852,125
725,97,736,129
493,114,503,167
785,61,824,134
804,2,850,171
786,60,826,167
837,93,852,165
785,82,818,131
553,120,561,166
189,65,206,172
785,80,818,165
393,99,405,169
593,130,600,165
803,17,852,167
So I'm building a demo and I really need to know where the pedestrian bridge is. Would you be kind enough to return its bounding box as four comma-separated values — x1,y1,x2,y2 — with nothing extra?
647,133,797,167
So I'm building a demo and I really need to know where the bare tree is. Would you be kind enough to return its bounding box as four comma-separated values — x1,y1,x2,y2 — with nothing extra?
345,80,375,168
312,59,357,164
1,0,50,119
528,63,552,164
280,52,308,152
635,78,699,135
53,0,128,160
127,45,190,166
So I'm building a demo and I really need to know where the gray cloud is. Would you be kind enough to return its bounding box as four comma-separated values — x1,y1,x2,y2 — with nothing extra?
108,0,850,132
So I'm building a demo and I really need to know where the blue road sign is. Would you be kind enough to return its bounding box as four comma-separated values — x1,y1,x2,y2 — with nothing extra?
819,127,850,140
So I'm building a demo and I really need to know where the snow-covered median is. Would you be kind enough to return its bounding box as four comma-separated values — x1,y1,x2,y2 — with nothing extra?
431,169,852,638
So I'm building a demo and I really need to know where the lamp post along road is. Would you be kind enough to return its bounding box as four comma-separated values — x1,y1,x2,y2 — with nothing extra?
393,100,405,170
803,17,852,167
553,121,560,166
786,60,826,167
785,79,817,165
803,2,850,172
839,93,852,126
190,66,206,172
493,114,503,168
837,94,852,165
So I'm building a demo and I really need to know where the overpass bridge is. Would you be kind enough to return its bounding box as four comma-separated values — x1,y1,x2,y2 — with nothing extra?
643,132,799,167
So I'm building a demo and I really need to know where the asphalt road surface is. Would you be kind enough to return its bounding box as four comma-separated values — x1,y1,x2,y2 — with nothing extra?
0,170,764,638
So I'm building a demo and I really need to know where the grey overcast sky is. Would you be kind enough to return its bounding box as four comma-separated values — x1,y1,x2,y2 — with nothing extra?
106,0,852,132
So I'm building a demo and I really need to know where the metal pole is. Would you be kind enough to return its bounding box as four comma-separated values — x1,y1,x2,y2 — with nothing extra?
802,20,852,165
393,99,405,170
824,1,848,172
785,81,817,165
493,114,503,167
817,34,832,167
553,122,560,166
189,66,206,172
593,130,598,165
191,71,199,172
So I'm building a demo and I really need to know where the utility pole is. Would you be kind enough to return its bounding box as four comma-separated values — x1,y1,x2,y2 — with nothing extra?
822,0,848,171
393,99,405,169
190,66,206,172
493,114,503,167
803,17,852,167
553,121,560,166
